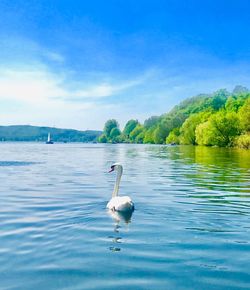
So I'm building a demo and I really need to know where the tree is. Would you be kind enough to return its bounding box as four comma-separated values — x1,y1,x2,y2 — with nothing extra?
238,98,250,132
98,134,108,143
166,128,180,144
130,125,144,142
154,124,167,144
180,112,210,145
207,111,241,146
103,119,119,139
110,127,121,142
235,133,250,149
225,93,249,112
195,121,215,146
232,85,249,95
153,119,173,144
123,120,139,139
144,116,160,129
210,89,229,110
143,129,155,143
135,131,145,143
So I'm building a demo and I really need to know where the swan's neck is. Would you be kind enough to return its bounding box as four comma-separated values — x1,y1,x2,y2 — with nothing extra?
112,166,123,197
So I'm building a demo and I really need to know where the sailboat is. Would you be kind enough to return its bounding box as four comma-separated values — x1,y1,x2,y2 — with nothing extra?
46,133,54,144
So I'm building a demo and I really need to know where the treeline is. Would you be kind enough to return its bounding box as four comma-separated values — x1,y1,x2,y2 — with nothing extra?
0,125,102,142
98,86,250,149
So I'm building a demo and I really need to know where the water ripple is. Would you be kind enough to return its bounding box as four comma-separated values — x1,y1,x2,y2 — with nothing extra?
0,143,249,290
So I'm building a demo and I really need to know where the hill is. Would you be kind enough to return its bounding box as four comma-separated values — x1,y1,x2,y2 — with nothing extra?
0,125,102,142
99,85,250,148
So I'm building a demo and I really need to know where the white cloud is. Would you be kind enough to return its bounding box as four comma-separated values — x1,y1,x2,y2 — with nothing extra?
0,65,156,129
0,65,155,104
0,68,67,103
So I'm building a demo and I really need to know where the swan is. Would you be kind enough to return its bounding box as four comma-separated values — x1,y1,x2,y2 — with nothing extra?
107,163,134,212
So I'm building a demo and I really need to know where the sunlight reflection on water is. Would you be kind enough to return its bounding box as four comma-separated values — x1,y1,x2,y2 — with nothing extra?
0,143,249,289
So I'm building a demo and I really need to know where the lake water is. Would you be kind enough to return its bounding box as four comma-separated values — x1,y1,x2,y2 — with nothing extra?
0,143,249,290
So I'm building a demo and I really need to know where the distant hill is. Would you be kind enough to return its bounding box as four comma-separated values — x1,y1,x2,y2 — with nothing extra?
0,125,102,142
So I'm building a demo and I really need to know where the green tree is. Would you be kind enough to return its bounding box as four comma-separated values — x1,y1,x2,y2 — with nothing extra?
153,119,173,144
180,112,210,145
110,127,121,142
238,98,250,132
195,121,215,146
123,119,139,140
210,89,229,110
103,119,119,139
144,116,160,129
154,124,167,144
143,129,155,143
196,110,243,147
130,125,144,142
98,134,108,143
225,93,249,112
135,131,145,143
166,128,180,144
235,133,250,149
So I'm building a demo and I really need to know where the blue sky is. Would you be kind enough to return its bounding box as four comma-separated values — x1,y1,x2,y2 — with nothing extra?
0,0,250,130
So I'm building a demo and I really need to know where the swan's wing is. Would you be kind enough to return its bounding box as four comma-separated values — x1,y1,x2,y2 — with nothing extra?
107,196,134,212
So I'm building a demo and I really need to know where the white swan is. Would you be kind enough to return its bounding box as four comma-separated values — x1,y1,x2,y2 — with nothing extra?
107,163,134,212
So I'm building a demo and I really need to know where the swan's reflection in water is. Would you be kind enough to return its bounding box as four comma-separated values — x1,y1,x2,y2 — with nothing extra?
107,210,134,252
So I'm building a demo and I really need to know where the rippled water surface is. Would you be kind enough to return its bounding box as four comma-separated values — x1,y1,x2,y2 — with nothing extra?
0,143,250,290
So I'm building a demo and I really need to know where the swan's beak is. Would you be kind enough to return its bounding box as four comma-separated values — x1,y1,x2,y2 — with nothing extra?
108,165,115,173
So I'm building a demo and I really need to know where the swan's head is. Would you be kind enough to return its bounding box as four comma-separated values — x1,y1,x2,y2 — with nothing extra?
109,163,122,173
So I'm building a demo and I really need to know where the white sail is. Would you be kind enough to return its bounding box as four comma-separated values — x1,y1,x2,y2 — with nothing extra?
47,133,51,142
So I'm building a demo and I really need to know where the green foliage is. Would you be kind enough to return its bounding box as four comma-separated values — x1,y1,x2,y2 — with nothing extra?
225,93,249,112
235,133,250,149
100,87,250,148
195,121,215,146
135,131,145,143
210,111,241,146
100,119,121,143
166,128,180,144
209,89,229,110
143,129,155,143
144,116,160,129
123,119,139,140
153,121,169,144
0,125,101,142
196,111,241,147
110,127,121,141
110,127,120,138
239,98,250,132
180,112,211,145
98,134,108,143
103,119,119,138
130,124,144,142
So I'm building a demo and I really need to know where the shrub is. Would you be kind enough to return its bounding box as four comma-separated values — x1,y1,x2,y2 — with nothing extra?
235,133,250,149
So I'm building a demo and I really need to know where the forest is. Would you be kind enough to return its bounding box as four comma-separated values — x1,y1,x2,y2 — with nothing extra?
0,125,102,142
98,86,250,149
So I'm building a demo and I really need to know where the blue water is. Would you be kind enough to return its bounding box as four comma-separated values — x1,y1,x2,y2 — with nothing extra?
0,143,250,290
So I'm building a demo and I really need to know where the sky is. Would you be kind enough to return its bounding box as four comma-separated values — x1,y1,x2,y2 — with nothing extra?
0,0,250,130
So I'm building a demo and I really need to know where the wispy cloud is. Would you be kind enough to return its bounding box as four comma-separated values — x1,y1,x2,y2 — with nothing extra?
0,67,66,103
66,70,156,101
0,63,157,129
0,62,155,105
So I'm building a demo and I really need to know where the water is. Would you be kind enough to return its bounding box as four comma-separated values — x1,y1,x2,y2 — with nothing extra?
0,143,249,290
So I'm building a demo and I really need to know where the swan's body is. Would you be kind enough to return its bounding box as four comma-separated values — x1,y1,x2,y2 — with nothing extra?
107,163,134,212
107,196,134,212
